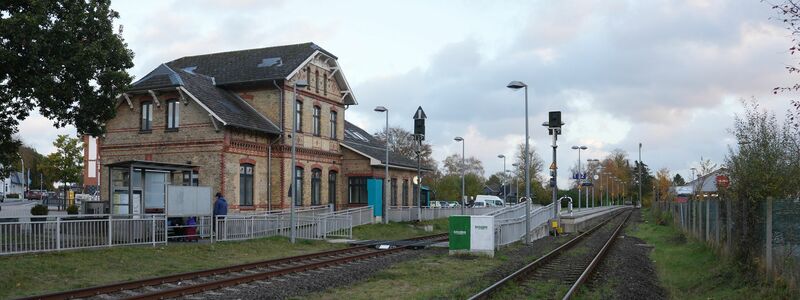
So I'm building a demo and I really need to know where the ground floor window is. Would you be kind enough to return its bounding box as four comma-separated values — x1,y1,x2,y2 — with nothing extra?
182,170,199,186
328,171,337,207
413,184,419,206
240,164,254,206
311,169,321,205
294,167,304,206
390,178,398,206
402,179,409,206
348,177,368,204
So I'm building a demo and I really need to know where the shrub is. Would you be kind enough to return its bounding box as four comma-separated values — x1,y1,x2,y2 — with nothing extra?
66,204,79,215
30,204,49,216
6,193,19,198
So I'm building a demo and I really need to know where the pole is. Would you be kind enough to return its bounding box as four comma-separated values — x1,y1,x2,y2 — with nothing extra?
523,86,531,244
290,83,298,243
551,131,558,220
383,110,389,224
577,149,581,210
460,139,466,215
20,158,25,198
502,156,507,204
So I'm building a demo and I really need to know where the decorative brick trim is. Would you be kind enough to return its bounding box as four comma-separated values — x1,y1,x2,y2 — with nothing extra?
145,154,153,161
346,172,375,177
238,206,256,211
329,166,340,172
240,93,255,100
295,162,305,168
239,157,256,165
100,140,223,150
310,163,323,170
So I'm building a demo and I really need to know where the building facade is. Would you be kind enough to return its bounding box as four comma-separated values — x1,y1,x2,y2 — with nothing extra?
95,43,428,213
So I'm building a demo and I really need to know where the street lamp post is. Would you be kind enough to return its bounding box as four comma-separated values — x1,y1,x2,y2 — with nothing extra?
507,80,532,244
587,159,599,208
571,145,588,210
375,106,389,224
290,79,309,243
498,154,507,203
454,137,465,214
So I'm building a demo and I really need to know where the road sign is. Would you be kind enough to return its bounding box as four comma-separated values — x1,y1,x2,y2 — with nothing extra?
716,175,730,188
593,174,599,180
549,162,556,170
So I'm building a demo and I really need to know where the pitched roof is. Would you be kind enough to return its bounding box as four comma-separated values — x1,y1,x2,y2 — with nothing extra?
166,42,334,86
128,64,281,134
342,121,429,170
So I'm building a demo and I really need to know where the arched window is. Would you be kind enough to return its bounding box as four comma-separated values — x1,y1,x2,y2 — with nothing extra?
294,167,304,206
312,106,321,136
240,164,254,206
315,70,320,93
295,100,303,132
323,73,328,96
165,99,180,130
328,171,337,208
311,169,322,205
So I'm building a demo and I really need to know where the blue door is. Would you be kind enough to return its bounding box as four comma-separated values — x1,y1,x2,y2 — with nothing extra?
367,179,383,217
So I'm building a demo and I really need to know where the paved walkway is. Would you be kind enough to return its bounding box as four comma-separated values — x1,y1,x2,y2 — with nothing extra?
0,199,68,217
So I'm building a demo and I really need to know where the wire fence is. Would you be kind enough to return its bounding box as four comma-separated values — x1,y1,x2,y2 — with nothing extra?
386,206,501,222
657,197,800,288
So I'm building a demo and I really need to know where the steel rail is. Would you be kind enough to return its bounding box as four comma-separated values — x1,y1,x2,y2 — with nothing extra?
21,233,447,300
126,234,449,299
467,209,629,300
562,210,632,299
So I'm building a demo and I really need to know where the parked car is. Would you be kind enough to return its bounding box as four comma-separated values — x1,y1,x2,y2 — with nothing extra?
446,201,460,208
25,190,46,200
472,195,505,208
429,200,448,208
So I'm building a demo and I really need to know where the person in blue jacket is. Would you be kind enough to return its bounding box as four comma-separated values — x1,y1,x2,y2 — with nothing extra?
213,192,227,234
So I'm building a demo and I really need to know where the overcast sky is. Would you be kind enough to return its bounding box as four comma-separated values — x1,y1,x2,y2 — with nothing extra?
17,0,798,188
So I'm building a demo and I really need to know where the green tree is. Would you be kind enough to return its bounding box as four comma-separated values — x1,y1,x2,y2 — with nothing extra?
442,154,484,177
0,0,134,177
373,127,436,170
40,135,83,209
725,101,800,269
672,173,686,186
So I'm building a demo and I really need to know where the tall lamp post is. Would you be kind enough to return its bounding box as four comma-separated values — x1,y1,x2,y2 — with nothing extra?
571,145,588,210
290,79,309,243
498,154,507,203
507,80,532,244
454,136,466,214
374,106,389,224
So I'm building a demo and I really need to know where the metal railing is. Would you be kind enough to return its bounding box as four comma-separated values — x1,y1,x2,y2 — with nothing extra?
214,213,353,242
494,203,553,248
0,214,167,256
387,206,502,222
321,206,373,227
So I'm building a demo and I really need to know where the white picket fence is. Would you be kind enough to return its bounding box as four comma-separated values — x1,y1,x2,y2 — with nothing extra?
0,214,167,256
387,206,501,222
494,203,554,248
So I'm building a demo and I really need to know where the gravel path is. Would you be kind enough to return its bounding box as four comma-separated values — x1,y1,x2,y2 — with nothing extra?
587,209,667,299
179,249,428,300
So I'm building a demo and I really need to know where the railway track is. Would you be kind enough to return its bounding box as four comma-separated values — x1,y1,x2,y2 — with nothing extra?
22,233,448,300
469,209,632,300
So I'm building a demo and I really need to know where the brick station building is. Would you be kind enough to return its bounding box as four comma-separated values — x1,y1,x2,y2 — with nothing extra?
94,42,427,213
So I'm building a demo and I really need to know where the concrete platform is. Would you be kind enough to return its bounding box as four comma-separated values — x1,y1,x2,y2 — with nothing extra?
559,205,629,233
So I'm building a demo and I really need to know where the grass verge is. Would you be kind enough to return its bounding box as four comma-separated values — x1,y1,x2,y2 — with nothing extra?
0,236,344,299
352,218,449,240
632,208,793,300
302,249,503,299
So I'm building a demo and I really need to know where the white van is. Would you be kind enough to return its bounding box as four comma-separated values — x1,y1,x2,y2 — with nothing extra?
472,195,505,208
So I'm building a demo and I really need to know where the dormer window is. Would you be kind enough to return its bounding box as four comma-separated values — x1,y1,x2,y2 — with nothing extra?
305,67,311,90
140,101,153,132
166,99,180,130
323,73,328,96
315,70,320,93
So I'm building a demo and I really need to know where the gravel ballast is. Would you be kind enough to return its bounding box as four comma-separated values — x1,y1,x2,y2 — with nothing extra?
587,209,667,299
